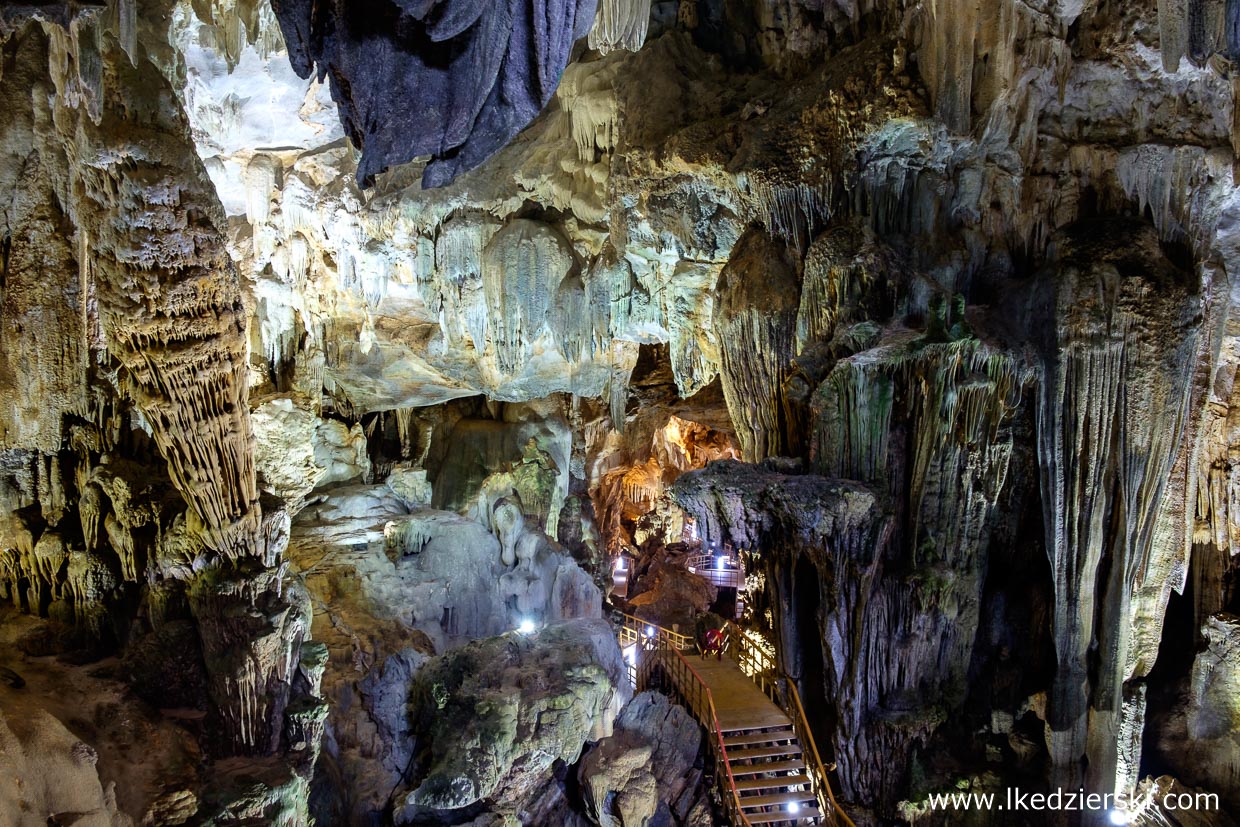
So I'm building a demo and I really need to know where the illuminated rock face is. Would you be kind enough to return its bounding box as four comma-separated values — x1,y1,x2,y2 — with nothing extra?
3,0,1240,824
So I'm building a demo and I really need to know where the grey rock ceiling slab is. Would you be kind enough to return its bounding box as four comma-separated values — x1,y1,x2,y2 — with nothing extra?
270,0,599,188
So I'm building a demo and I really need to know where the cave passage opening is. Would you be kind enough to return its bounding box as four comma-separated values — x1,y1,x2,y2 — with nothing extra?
792,554,833,757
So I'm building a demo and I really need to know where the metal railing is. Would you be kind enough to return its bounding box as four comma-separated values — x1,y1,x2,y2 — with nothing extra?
724,622,778,698
618,612,855,826
615,610,695,651
722,622,856,827
686,552,746,590
637,641,754,827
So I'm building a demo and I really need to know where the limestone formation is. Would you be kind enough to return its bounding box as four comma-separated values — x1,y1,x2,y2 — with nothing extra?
3,0,1240,823
579,690,704,827
396,619,628,820
0,709,131,827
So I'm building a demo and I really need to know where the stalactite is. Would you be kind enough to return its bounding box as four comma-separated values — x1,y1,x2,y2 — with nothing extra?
813,336,1029,549
1036,222,1201,792
480,220,574,374
190,558,311,755
587,0,650,54
1114,145,1224,257
917,0,978,133
551,271,594,363
714,227,800,462
435,216,490,351
605,341,639,434
280,174,318,239
560,61,621,162
0,150,91,455
393,407,415,461
103,513,138,582
65,547,117,640
62,37,262,553
742,176,833,252
1160,0,1190,72
245,154,279,227
794,223,890,354
620,460,662,505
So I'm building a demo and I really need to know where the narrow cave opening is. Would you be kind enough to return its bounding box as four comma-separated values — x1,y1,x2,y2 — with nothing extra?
792,555,832,753
1140,575,1197,780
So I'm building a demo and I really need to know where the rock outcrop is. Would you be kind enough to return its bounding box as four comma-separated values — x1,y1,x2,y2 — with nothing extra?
579,690,706,827
395,619,628,820
286,478,607,822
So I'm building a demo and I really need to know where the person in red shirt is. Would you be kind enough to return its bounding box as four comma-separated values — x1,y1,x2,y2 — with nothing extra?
701,627,725,660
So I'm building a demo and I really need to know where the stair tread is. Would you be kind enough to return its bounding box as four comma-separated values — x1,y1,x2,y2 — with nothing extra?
746,807,823,824
740,790,819,809
729,760,805,776
720,724,790,733
735,773,811,791
723,729,796,747
727,744,804,760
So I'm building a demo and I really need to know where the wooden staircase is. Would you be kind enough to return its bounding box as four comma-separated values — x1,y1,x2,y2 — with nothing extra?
721,724,821,824
633,626,855,827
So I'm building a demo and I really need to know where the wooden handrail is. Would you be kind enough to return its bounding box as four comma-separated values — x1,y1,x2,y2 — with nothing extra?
785,678,857,827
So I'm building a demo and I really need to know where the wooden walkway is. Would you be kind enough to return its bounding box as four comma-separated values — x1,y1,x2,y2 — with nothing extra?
692,655,790,731
639,645,826,824
689,654,821,825
620,613,854,826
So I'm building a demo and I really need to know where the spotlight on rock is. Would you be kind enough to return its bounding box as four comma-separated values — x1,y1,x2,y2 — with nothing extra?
517,619,537,635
